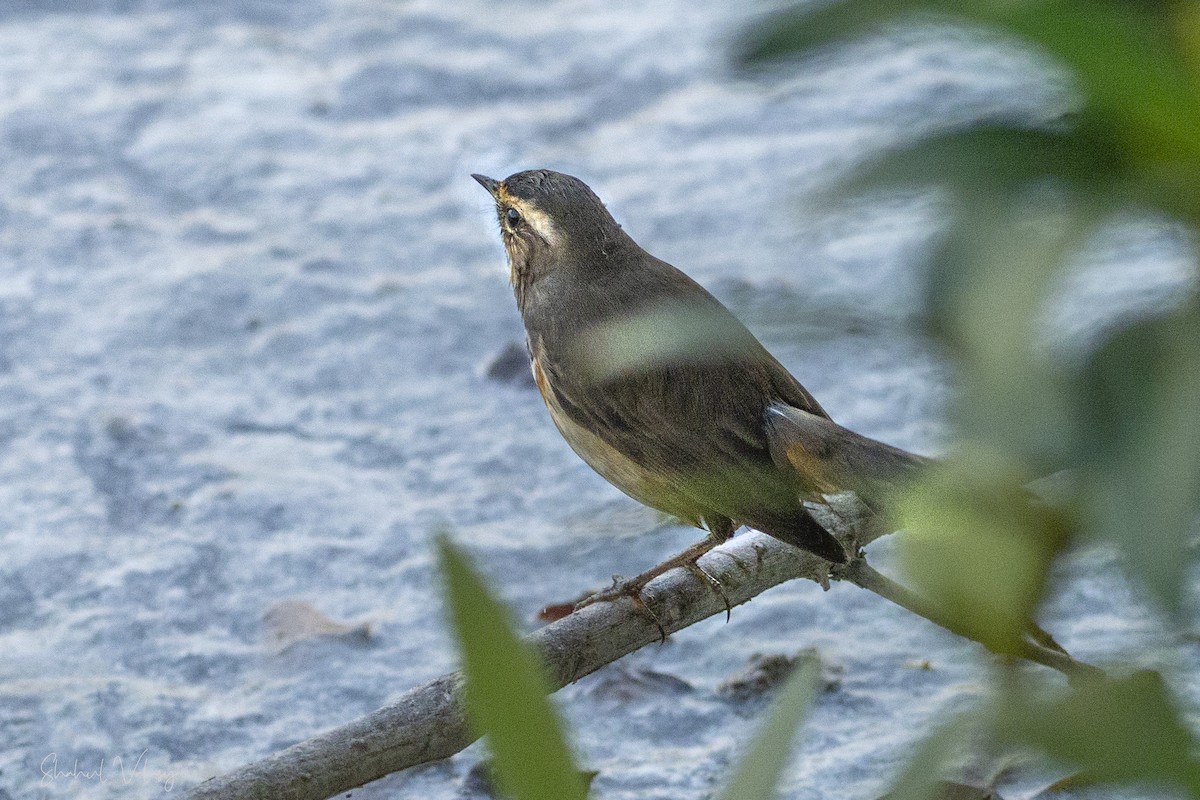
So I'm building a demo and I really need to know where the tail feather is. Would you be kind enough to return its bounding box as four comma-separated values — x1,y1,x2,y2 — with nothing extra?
764,403,929,511
757,505,848,563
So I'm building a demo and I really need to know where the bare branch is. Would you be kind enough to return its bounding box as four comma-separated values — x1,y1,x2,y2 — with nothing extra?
182,498,1098,800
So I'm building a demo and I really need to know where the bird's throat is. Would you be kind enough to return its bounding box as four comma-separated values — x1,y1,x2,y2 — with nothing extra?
507,249,534,312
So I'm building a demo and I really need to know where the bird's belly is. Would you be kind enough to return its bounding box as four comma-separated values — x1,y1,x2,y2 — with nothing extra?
530,351,700,527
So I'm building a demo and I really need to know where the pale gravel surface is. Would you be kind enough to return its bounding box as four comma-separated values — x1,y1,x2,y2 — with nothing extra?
0,2,1196,799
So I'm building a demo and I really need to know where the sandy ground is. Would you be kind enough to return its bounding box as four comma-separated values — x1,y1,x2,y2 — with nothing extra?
0,1,1196,798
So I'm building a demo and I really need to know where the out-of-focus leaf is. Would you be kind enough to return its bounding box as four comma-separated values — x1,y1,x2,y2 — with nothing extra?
1126,160,1200,227
437,535,588,800
807,129,1112,473
740,2,1200,167
826,129,1101,349
827,121,1200,225
1073,300,1200,615
737,0,957,65
990,2,1200,167
935,198,1088,473
995,671,1200,794
880,716,976,800
896,454,1070,654
569,298,760,382
836,125,1129,205
831,119,1200,258
807,127,1196,478
1178,3,1200,77
716,655,820,800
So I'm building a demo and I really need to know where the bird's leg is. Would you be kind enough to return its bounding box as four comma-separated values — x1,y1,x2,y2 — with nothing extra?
694,516,735,620
575,522,735,638
574,533,726,608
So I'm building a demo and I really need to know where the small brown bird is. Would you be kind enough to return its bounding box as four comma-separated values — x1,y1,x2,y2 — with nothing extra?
473,169,925,598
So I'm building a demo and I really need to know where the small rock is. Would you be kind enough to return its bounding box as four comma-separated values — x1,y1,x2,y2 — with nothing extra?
577,664,694,702
461,760,497,798
719,649,839,701
484,341,535,387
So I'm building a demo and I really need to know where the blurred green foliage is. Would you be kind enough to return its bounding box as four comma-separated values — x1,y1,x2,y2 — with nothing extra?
1076,304,1200,613
994,670,1200,792
437,534,589,800
715,656,820,800
895,458,1070,654
740,0,1200,184
437,3,1200,799
740,0,1200,797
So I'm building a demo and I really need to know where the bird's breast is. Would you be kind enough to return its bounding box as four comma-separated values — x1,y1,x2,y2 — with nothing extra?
528,339,700,526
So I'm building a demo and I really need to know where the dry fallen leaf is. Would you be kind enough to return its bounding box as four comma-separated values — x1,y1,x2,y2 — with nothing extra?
262,600,371,653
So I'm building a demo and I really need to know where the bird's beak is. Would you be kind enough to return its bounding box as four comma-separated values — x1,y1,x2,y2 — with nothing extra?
472,173,500,197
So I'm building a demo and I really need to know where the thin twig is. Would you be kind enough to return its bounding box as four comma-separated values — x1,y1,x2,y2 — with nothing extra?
838,560,1104,683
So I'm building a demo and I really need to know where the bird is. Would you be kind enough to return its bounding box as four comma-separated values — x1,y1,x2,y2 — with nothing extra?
472,169,926,607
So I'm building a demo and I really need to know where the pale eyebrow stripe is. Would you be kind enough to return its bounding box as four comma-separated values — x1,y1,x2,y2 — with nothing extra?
514,203,562,246
497,187,562,247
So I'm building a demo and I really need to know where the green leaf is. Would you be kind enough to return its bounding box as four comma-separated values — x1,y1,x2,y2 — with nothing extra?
836,125,1129,205
881,716,976,800
996,671,1200,794
740,1,1200,160
736,0,957,66
988,1,1200,166
1073,301,1200,615
933,197,1086,473
437,534,588,800
895,454,1069,654
716,656,821,800
739,2,1200,222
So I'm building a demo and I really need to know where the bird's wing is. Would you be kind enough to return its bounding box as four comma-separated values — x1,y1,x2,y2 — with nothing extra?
764,403,930,511
540,349,807,507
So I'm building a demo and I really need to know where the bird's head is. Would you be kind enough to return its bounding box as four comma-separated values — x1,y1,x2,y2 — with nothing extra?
472,169,628,305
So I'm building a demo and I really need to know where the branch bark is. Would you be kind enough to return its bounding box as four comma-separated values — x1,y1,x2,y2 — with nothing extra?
182,499,1097,800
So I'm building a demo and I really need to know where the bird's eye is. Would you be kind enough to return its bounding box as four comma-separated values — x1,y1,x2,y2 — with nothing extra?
506,207,521,226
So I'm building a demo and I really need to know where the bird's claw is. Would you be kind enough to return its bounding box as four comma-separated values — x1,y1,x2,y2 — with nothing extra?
573,576,668,643
686,561,732,622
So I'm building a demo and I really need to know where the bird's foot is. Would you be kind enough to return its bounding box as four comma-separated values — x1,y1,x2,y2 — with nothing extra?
575,574,667,642
572,533,730,640
574,573,649,609
686,560,732,621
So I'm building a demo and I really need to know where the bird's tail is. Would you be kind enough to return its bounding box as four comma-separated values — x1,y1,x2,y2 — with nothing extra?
764,403,929,512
